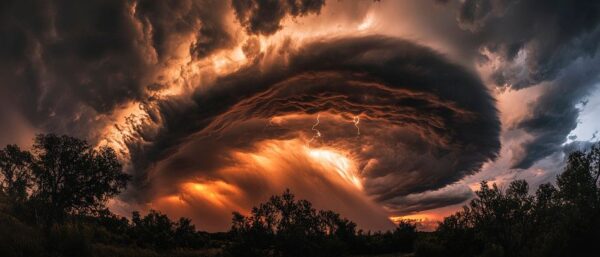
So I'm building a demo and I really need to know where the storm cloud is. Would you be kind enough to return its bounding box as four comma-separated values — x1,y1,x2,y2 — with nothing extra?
232,0,325,35
0,0,234,144
120,35,500,229
447,0,600,168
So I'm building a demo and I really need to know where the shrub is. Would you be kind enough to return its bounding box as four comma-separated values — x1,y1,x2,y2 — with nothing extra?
46,222,93,257
0,212,44,257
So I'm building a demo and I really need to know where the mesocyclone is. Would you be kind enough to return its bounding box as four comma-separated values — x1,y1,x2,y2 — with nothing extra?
123,35,501,231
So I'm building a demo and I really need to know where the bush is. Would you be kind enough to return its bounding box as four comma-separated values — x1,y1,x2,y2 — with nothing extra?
0,212,44,257
415,240,444,257
46,223,93,257
91,244,160,257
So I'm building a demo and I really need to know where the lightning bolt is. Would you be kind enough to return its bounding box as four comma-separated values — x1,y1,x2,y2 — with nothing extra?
353,115,360,137
308,113,321,146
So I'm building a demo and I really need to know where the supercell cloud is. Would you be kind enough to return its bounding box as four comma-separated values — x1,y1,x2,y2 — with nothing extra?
0,0,598,231
121,35,500,229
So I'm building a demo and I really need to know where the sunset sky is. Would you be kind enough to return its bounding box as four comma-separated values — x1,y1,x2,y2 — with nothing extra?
1,0,599,231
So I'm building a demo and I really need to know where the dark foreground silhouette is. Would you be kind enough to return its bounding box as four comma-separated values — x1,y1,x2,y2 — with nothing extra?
1,134,599,257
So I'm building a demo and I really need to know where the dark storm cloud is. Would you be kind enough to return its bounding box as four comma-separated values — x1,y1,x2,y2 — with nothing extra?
232,0,325,35
384,184,473,215
133,0,233,59
0,0,147,138
442,0,600,168
0,0,233,142
123,36,500,213
562,140,596,156
513,58,600,168
456,0,600,88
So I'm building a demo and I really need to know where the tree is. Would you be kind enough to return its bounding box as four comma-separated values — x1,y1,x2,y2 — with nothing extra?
29,134,130,223
131,210,175,250
0,145,33,203
590,143,600,185
427,142,600,257
174,217,206,248
128,209,206,250
228,189,357,257
394,219,417,253
553,145,600,256
557,150,599,208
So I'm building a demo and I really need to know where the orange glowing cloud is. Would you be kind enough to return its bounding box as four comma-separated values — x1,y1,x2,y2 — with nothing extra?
145,138,393,231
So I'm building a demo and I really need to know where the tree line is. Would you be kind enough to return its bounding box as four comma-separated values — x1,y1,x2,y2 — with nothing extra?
227,189,416,257
416,143,600,257
1,134,599,257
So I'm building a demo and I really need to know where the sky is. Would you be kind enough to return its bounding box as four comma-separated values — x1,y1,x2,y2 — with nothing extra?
1,0,599,231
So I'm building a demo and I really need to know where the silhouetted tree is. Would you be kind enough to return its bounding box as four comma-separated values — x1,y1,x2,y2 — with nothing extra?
395,219,417,253
0,144,33,204
131,210,175,250
227,189,357,257
29,134,130,224
129,209,206,251
174,217,206,248
552,145,600,256
319,210,357,243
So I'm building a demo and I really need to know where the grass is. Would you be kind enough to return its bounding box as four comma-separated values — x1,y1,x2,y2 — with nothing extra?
92,244,222,257
351,253,414,257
